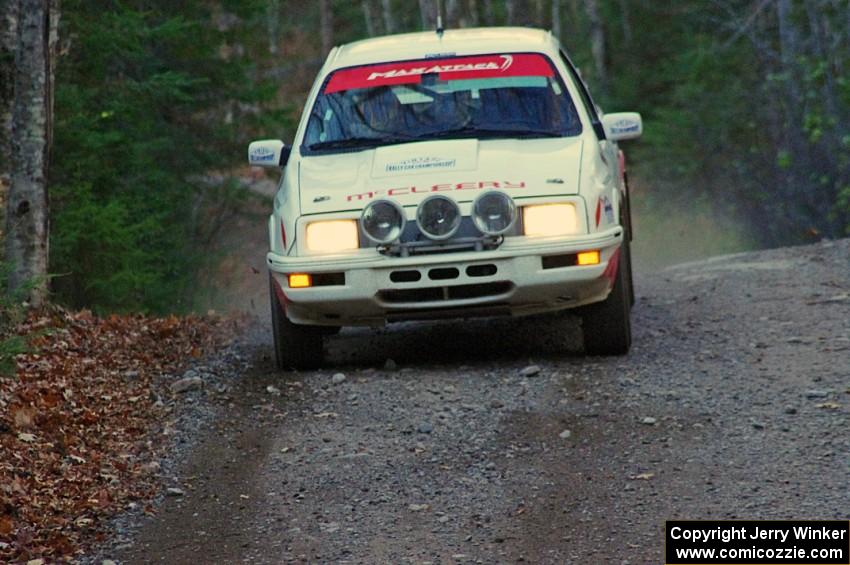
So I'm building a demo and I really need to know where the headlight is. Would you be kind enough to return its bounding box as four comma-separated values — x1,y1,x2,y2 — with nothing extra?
417,195,461,240
472,191,517,235
361,199,405,244
522,203,580,237
305,220,359,253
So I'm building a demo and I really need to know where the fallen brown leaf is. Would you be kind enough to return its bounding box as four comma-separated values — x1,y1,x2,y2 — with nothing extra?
11,406,35,428
0,305,239,561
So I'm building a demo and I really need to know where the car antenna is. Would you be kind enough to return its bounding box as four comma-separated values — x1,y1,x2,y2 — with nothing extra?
435,2,444,37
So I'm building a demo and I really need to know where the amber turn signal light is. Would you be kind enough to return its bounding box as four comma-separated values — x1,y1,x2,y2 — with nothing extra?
288,273,312,288
576,250,601,266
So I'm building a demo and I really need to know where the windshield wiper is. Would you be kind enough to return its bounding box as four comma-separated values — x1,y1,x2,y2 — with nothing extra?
307,136,413,152
415,126,564,141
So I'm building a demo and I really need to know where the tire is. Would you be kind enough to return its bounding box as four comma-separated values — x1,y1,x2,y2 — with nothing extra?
624,229,636,308
622,174,636,307
622,173,634,242
269,275,324,370
580,244,632,356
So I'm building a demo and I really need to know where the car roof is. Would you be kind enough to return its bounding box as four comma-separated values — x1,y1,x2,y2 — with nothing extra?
326,27,557,70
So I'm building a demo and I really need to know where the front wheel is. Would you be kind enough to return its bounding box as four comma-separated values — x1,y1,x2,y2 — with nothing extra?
621,176,636,308
624,232,636,308
579,245,632,356
269,275,324,370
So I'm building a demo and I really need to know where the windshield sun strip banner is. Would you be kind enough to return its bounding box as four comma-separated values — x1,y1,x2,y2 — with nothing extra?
324,53,555,94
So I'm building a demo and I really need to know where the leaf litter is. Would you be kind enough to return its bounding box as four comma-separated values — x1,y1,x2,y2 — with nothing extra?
0,307,237,562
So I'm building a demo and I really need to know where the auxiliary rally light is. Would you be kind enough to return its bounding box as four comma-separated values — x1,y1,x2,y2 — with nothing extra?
288,273,312,288
417,195,462,240
361,199,406,244
472,191,517,235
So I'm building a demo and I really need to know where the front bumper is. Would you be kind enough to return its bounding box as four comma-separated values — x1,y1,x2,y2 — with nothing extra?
268,227,623,326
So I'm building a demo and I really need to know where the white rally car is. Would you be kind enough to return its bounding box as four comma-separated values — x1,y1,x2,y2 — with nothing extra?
249,27,642,369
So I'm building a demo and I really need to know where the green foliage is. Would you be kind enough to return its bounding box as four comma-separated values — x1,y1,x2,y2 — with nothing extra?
50,0,269,313
0,261,33,376
0,334,25,376
559,1,850,245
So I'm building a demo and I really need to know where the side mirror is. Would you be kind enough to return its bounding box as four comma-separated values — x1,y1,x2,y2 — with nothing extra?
601,112,643,141
248,139,292,167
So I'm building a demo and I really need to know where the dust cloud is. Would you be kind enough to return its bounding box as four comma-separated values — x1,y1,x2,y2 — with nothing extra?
630,181,755,273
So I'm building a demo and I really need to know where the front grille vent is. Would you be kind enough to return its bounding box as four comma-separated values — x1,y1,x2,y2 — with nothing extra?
377,281,513,304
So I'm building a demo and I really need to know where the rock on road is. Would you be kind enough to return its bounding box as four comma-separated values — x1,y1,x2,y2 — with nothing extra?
111,239,849,563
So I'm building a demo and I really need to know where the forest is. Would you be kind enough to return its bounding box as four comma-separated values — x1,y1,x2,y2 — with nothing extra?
0,2,848,560
1,0,849,316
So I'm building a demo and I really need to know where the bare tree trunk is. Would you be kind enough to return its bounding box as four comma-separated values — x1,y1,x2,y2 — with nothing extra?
583,0,607,89
319,0,334,55
466,0,478,26
1,0,18,192
362,0,377,36
505,0,515,24
446,0,462,27
419,0,437,29
803,0,845,235
381,0,395,33
567,0,580,28
482,0,494,26
266,0,280,54
776,0,821,232
777,0,803,140
823,0,845,74
534,0,544,27
804,0,842,131
618,0,631,44
6,0,58,304
551,0,561,37
777,0,801,100
47,0,57,150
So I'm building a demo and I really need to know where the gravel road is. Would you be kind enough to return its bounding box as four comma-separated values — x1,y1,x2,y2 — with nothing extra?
108,238,849,564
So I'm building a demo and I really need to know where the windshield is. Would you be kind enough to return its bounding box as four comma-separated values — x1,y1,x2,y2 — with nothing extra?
302,53,582,154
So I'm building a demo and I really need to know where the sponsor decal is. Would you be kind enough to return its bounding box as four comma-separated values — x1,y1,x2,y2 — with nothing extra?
609,119,639,135
250,146,276,162
325,53,554,94
367,55,513,81
346,181,526,202
602,196,615,223
385,156,457,173
348,191,376,201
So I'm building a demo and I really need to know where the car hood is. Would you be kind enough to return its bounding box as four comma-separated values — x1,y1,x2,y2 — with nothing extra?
298,137,584,215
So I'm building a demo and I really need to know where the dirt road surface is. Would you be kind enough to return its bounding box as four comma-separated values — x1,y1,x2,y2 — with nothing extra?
105,239,849,564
